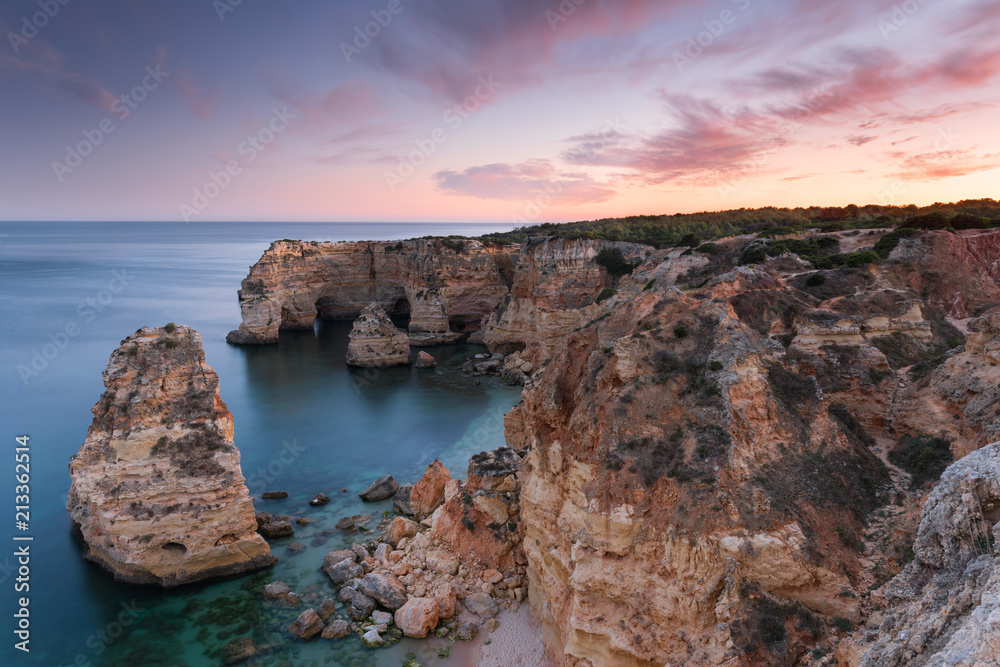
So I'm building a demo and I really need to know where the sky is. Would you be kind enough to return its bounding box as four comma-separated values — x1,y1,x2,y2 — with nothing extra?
0,0,998,223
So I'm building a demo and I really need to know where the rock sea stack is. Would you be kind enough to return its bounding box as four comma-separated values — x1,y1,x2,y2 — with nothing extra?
66,325,275,587
346,304,411,368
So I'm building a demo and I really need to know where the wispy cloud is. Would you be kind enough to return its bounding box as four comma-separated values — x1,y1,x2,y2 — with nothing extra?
434,159,615,204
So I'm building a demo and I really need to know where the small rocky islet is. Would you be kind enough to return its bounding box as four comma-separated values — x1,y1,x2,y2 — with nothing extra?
68,230,1000,665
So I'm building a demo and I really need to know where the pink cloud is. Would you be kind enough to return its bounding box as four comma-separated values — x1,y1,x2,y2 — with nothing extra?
434,159,616,205
175,70,223,121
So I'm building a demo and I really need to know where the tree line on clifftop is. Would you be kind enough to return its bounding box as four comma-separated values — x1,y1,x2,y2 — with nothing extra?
472,198,1000,249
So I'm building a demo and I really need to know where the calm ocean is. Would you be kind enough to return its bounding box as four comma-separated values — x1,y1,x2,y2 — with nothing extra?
0,222,521,666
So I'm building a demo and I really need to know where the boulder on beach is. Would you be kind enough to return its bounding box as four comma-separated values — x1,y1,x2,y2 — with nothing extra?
410,459,451,519
395,597,440,638
387,516,420,547
357,572,408,610
359,475,399,502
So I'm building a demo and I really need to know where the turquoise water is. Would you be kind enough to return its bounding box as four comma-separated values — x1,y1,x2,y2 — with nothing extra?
0,222,521,666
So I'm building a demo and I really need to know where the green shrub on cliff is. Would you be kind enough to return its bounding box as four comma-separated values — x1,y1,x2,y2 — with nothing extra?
889,434,953,489
595,248,638,277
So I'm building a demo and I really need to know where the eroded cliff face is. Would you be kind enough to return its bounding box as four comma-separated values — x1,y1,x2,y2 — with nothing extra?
482,238,658,363
227,239,513,345
67,326,274,587
505,228,1000,666
848,442,1000,667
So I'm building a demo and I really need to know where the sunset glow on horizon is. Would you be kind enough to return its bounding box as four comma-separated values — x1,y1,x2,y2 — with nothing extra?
1,0,998,223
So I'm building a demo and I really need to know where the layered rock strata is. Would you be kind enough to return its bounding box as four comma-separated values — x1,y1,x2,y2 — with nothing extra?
482,238,654,363
346,304,411,367
67,325,275,586
505,228,1000,666
227,239,514,345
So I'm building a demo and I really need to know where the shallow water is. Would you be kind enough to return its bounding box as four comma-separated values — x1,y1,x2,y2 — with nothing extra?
0,222,520,666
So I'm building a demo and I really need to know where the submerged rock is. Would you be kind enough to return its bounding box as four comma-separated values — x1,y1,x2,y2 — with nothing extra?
263,581,291,599
360,628,384,648
346,304,411,368
261,491,288,499
65,325,275,587
308,492,330,506
415,351,437,368
289,608,324,640
221,637,261,665
359,475,399,502
321,619,351,640
335,514,373,531
258,520,293,539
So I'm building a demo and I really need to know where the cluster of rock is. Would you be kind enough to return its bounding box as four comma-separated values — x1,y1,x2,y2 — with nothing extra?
274,449,528,651
462,351,536,385
66,326,275,587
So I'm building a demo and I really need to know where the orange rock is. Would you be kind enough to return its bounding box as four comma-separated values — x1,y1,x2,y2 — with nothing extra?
387,516,419,547
394,597,440,638
410,460,451,519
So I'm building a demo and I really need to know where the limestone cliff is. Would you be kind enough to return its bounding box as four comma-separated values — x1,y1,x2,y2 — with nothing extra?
346,304,411,367
226,239,514,345
847,441,1000,666
482,238,655,363
67,325,275,587
504,228,1000,666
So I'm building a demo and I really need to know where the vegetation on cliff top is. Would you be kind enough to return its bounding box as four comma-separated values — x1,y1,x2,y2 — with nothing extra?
477,199,1000,248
